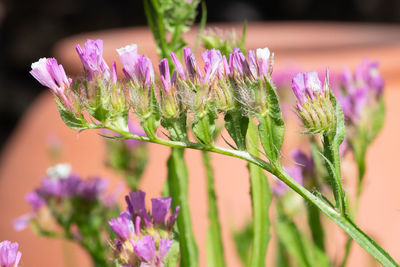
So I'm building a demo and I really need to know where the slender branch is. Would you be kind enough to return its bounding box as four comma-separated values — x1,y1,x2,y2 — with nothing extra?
203,151,226,267
102,125,399,267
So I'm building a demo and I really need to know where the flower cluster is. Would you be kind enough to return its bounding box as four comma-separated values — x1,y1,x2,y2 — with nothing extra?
291,70,335,134
0,241,22,267
30,40,277,142
14,163,119,232
335,59,384,125
109,190,179,266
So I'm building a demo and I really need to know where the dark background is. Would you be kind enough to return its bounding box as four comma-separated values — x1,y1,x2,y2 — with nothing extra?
0,0,399,149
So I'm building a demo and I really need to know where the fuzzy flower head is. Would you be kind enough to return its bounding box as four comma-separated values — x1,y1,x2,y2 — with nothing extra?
227,47,276,115
14,164,117,232
111,191,179,266
292,70,335,133
248,47,272,79
30,58,73,109
131,235,173,267
125,190,179,231
117,44,155,118
0,241,22,267
117,44,154,88
158,58,180,119
170,48,221,113
336,60,384,124
76,39,111,81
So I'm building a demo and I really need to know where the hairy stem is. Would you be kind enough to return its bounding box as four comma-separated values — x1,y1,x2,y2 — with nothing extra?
167,148,199,267
203,151,226,267
104,125,399,267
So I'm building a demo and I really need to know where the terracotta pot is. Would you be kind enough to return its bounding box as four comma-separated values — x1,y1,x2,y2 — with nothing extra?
1,22,400,267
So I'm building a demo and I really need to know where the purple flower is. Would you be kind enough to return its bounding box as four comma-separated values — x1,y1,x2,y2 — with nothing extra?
13,213,34,232
256,48,270,77
25,192,44,212
111,62,118,84
77,178,108,200
76,39,110,81
37,174,81,199
202,49,223,82
109,212,135,240
30,58,72,108
125,191,179,231
151,197,171,225
170,52,185,79
159,58,171,93
228,47,249,78
0,241,22,267
131,236,173,266
335,60,384,124
132,236,156,263
292,71,326,108
183,47,202,82
117,44,154,87
125,190,152,227
247,47,271,79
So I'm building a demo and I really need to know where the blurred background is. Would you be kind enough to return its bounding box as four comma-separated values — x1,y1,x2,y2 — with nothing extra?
1,0,400,149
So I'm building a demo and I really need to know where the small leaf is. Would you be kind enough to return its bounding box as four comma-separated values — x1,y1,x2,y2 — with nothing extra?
56,102,87,130
258,79,285,164
192,108,217,146
224,110,249,150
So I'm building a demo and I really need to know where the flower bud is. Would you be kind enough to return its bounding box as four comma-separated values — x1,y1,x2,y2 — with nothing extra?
159,58,180,119
76,39,110,81
0,240,22,267
30,57,73,109
292,70,335,133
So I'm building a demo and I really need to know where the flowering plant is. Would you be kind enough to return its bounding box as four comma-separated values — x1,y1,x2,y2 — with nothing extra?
7,1,397,267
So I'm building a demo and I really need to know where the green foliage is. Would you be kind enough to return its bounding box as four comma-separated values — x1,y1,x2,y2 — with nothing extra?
202,22,247,58
57,101,88,130
276,206,330,267
247,120,271,267
192,108,218,146
258,79,285,165
233,221,253,266
224,109,249,150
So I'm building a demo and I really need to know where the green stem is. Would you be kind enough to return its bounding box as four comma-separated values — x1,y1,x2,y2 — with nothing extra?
202,151,226,267
104,125,399,267
323,133,347,214
167,148,199,267
247,120,271,267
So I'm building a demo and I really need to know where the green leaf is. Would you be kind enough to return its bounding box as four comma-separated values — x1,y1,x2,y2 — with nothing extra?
56,102,87,130
233,221,253,266
224,110,249,150
192,108,217,146
164,240,180,267
276,207,330,267
93,104,109,123
258,79,285,164
247,120,271,267
306,203,325,251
